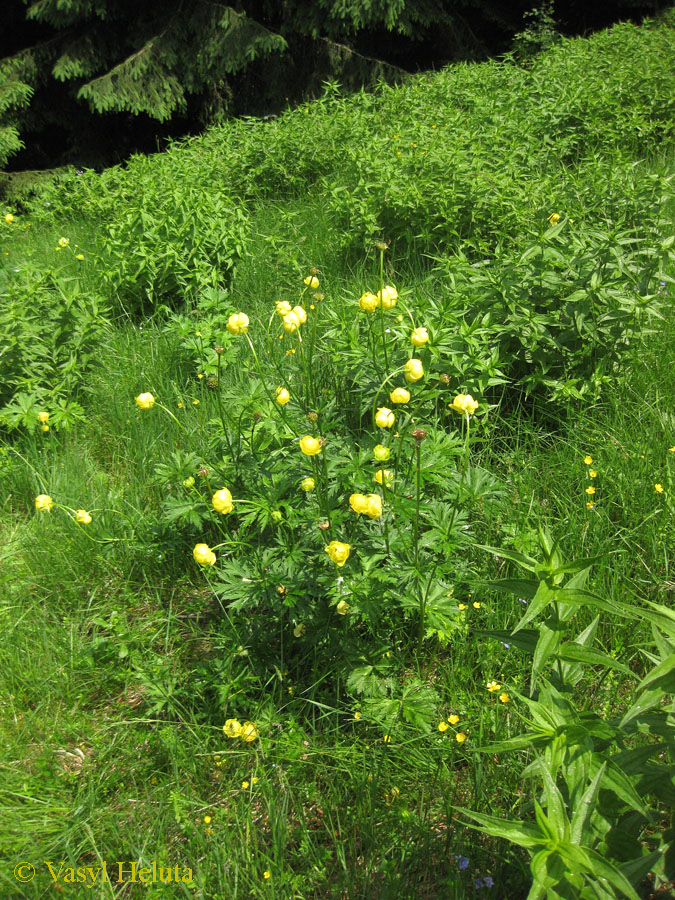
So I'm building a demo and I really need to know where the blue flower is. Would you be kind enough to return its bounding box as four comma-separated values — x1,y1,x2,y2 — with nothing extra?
455,856,470,870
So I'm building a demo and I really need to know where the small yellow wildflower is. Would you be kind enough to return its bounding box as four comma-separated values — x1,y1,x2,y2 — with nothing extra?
58,237,69,247
354,711,362,720
548,213,560,226
586,501,595,510
75,509,92,525
204,816,212,824
252,777,259,785
263,871,271,880
655,483,664,493
584,456,593,465
35,494,54,512
223,718,242,738
438,721,449,733
375,407,395,428
41,424,49,432
669,446,675,453
198,373,204,379
178,401,183,408
76,253,84,260
193,543,216,566
193,399,199,406
241,722,259,742
300,477,315,491
299,435,322,456
487,681,502,692
304,275,319,289
135,392,155,410
38,411,50,424
212,488,234,514
336,599,351,615
404,358,424,383
383,735,391,743
499,692,510,704
458,603,468,611
275,386,290,405
473,602,481,609
455,732,467,744
589,470,597,478
374,469,394,487
448,714,459,725
586,486,596,495
242,781,250,790
4,213,14,224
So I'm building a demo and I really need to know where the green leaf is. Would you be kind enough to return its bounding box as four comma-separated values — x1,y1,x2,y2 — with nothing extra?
537,758,570,842
636,653,675,694
477,730,555,753
560,616,599,685
476,543,538,572
559,844,641,900
532,622,563,682
513,579,557,633
592,759,652,819
570,762,606,845
474,628,540,653
557,642,635,677
482,578,539,599
453,807,547,849
619,687,666,729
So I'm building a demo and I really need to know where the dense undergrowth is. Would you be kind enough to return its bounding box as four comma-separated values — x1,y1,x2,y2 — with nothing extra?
1,13,674,900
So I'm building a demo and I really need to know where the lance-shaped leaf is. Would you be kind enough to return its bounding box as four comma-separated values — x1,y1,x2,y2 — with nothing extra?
452,807,547,849
557,642,635,678
570,761,606,845
513,579,557,633
476,543,539,572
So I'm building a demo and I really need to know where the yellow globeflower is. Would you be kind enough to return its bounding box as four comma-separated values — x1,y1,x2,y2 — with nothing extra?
75,509,92,524
447,714,460,725
226,312,249,335
299,435,322,456
292,305,307,324
304,275,320,289
35,494,54,512
282,311,300,333
58,237,69,247
410,327,429,347
365,494,382,519
375,407,395,428
193,543,216,566
349,493,370,515
241,721,259,742
135,392,155,410
275,300,292,317
548,213,561,226
4,213,14,224
223,718,242,738
300,476,315,491
373,444,390,462
325,541,351,566
404,359,424,383
336,599,351,615
377,285,398,309
438,721,449,733
37,411,50,424
358,291,379,312
212,488,234,514
487,680,502,692
389,387,410,404
276,386,290,405
374,469,394,487
449,394,479,416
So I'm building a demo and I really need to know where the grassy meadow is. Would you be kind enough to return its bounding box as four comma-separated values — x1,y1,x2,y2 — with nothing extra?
1,14,675,900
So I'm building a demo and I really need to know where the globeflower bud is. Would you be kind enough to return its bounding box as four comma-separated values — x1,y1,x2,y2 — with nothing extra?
300,477,315,491
293,623,306,637
38,411,50,424
282,312,300,333
212,488,233,514
41,424,50,432
389,388,410,404
336,599,351,615
193,543,216,565
299,435,322,456
325,541,351,566
183,476,195,488
365,493,382,519
375,407,395,428
377,285,398,309
136,392,155,410
410,327,429,347
304,275,320,289
275,386,290,405
4,213,14,224
373,444,390,461
358,292,379,312
226,312,249,335
548,212,560,226
404,359,424,383
275,301,292,317
75,509,92,524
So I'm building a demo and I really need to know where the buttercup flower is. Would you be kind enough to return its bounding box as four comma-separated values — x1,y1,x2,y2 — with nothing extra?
299,435,322,456
336,599,351,615
4,213,14,224
364,494,382,519
58,237,69,247
438,721,449,733
224,718,242,738
448,714,460,725
349,493,370,515
38,411,50,424
450,394,479,416
203,816,212,824
276,386,290,405
487,681,502,692
282,311,300,333
411,327,429,347
293,623,306,637
455,732,467,743
212,488,234,514
375,407,395,428
300,476,315,491
377,285,398,309
589,470,597,478
75,509,92,524
292,305,307,324
193,543,216,566
374,469,394,487
354,711,362,720
241,781,250,790
35,494,54,512
304,275,319,289
373,444,390,461
325,541,351,566
226,312,249,335
136,392,155,410
458,603,468,611
390,388,410,404
548,213,560,226
655,483,664,493
585,486,596,495
241,721,259,742
473,602,481,609
359,291,379,312
499,692,510,704
584,456,593,465
404,358,424,383
275,300,292,317
586,501,595,510
263,871,271,880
